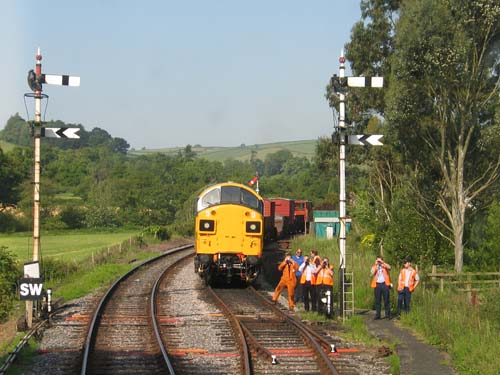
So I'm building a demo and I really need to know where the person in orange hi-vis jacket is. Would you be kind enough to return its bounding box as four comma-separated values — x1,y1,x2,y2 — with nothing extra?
370,255,392,320
272,251,299,311
314,257,334,317
397,258,420,315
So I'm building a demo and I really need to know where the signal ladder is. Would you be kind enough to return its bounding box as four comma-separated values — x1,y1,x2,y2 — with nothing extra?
342,250,355,319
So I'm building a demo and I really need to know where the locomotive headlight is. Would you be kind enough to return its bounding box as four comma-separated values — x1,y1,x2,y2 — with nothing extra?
246,221,261,233
199,219,215,232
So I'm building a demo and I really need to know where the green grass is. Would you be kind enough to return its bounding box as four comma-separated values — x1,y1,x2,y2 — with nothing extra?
53,254,155,301
129,139,317,161
341,315,379,345
54,263,130,300
400,289,500,375
0,336,38,375
0,230,140,262
0,140,16,152
52,192,83,203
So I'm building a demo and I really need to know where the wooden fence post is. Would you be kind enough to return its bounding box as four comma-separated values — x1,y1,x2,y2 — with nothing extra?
466,274,472,301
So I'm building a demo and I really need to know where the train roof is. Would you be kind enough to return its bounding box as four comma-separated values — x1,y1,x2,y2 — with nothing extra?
198,181,262,198
196,182,264,213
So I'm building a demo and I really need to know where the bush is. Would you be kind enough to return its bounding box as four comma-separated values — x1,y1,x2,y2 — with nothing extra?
0,247,20,322
41,258,79,281
141,225,170,240
0,211,30,233
59,206,86,229
43,216,69,230
84,207,122,228
167,220,193,237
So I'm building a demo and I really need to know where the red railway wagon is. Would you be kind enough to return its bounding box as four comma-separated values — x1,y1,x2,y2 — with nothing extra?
294,199,312,234
270,198,295,237
263,199,277,241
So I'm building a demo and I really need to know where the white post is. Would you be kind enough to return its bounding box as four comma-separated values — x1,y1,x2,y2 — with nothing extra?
338,52,347,271
33,48,42,263
27,48,44,329
338,51,347,318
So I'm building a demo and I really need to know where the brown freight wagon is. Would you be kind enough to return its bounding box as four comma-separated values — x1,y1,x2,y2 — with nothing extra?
270,198,295,237
293,199,312,234
263,199,277,241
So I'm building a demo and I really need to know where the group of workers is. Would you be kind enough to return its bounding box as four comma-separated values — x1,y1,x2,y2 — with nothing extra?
272,248,334,316
370,255,420,319
272,250,420,319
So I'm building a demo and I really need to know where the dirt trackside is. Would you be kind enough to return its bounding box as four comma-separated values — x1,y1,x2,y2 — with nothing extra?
362,310,457,375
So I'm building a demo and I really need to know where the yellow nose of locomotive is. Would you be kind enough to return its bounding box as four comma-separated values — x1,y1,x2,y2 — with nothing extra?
195,204,262,257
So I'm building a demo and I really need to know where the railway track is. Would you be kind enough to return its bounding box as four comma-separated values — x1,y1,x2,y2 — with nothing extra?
209,286,360,375
155,255,244,375
80,244,194,374
5,243,384,374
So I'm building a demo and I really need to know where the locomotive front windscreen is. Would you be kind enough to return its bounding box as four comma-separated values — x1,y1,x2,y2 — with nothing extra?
197,185,263,213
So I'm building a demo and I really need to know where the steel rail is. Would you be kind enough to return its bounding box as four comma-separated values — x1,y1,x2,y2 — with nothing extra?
80,244,193,375
249,286,341,375
151,252,194,375
207,287,253,375
0,318,48,374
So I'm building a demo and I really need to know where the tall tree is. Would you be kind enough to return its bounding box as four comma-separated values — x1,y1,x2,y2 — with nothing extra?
387,0,500,272
0,148,27,209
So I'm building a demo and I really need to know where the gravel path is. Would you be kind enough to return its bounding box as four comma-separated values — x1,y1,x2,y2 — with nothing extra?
362,310,457,375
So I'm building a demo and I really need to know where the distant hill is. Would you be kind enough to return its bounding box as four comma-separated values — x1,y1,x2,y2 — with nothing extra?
129,139,318,162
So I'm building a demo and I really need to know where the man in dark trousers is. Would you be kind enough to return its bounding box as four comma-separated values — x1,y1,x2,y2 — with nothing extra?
370,255,392,319
292,248,304,303
397,258,420,315
299,255,317,311
272,251,299,311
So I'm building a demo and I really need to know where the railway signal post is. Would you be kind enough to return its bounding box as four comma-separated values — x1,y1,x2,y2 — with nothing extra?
23,48,80,328
330,51,383,318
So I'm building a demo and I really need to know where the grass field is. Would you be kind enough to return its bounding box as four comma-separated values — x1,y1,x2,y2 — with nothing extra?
0,230,140,262
0,140,16,152
129,139,318,161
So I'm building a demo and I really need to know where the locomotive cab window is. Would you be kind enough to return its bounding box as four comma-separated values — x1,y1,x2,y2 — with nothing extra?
238,188,262,212
197,187,221,212
196,185,262,213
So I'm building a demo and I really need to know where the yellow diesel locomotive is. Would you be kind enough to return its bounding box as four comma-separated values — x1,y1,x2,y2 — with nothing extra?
194,182,264,284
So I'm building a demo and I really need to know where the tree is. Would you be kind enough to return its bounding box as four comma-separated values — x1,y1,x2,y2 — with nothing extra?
264,150,293,176
0,148,26,209
387,0,500,272
0,247,19,322
109,137,130,154
0,114,31,146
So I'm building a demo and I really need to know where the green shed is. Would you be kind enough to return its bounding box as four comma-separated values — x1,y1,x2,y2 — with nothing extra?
312,210,351,239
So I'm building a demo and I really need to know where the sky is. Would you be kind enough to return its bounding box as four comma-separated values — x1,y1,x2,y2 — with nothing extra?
1,1,362,150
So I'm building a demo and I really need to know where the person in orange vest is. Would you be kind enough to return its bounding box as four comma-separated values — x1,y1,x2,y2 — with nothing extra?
315,257,334,317
299,255,317,311
272,251,299,311
397,258,420,315
370,255,392,320
310,250,321,310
